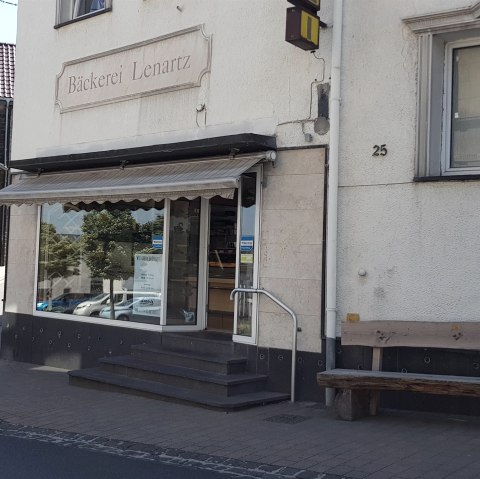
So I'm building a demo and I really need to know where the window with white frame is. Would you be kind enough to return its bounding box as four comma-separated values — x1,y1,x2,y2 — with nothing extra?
446,41,480,172
404,3,480,178
56,0,111,26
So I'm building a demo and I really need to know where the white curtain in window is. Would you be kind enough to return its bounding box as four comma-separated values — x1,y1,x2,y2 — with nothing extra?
89,0,105,12
73,0,82,18
73,0,105,18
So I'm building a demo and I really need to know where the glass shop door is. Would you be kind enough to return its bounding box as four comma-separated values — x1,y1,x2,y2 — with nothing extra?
206,196,238,333
205,167,261,339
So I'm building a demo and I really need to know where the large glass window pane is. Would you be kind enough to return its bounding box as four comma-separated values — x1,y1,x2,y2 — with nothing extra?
236,173,257,337
451,45,480,168
36,201,164,325
166,198,201,325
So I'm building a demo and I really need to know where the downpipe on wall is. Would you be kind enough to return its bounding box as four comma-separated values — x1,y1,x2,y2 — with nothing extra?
325,0,344,407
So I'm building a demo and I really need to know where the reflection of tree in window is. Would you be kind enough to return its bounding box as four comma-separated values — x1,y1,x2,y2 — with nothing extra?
134,215,164,254
81,210,136,321
38,222,80,311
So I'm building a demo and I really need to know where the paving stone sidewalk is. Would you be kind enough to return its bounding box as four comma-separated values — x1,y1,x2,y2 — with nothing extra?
1,359,480,479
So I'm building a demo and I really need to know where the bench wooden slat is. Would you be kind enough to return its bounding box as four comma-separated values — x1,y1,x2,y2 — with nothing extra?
341,321,480,350
317,369,480,397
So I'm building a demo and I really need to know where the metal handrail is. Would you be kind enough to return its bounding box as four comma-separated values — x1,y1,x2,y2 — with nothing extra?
230,287,300,402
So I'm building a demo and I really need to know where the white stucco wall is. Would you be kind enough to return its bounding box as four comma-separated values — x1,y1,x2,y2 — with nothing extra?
336,0,480,329
12,0,333,161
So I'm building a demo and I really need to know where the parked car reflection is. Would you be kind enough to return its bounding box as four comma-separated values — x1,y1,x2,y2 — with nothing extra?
73,292,129,317
99,297,162,321
36,292,94,314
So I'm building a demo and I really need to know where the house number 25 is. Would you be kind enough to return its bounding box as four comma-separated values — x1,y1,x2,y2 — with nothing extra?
373,144,388,156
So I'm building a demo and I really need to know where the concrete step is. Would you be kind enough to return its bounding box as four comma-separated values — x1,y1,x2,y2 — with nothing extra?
68,368,289,411
130,343,247,374
161,332,235,356
99,355,267,396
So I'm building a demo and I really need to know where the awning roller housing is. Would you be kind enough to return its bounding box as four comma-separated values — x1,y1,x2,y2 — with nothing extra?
0,153,270,206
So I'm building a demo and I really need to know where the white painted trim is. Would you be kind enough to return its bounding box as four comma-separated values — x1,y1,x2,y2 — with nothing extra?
33,308,164,332
442,37,480,175
32,206,42,315
442,39,454,175
233,166,262,346
33,307,208,333
233,184,241,337
403,2,480,34
251,165,262,345
160,199,170,326
197,197,209,330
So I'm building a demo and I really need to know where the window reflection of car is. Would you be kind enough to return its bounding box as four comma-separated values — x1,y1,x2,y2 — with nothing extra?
73,292,128,317
36,293,94,314
99,297,162,321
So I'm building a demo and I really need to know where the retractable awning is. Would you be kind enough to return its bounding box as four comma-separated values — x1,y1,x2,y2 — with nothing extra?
0,153,270,206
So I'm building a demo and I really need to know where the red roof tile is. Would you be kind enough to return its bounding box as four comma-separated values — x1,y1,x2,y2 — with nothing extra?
0,43,15,98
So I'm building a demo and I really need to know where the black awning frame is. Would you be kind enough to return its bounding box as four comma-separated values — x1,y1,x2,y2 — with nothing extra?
12,134,277,173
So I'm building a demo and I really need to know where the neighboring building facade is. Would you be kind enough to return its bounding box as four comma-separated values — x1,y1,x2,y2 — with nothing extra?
333,0,480,413
0,43,15,308
0,0,328,402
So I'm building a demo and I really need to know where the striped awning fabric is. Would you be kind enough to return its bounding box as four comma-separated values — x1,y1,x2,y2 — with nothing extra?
0,154,265,206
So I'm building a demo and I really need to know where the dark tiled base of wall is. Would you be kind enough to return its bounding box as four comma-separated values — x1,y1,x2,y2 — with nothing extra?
0,312,326,402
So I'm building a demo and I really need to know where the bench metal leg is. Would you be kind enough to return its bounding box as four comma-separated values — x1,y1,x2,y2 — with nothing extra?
335,389,377,421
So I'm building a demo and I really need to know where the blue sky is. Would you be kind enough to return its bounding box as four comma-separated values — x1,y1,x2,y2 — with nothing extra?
0,1,18,44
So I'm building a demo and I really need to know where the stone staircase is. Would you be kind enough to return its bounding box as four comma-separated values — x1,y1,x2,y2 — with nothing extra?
68,333,289,410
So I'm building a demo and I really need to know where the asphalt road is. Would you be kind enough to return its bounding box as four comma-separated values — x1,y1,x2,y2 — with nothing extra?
0,435,234,479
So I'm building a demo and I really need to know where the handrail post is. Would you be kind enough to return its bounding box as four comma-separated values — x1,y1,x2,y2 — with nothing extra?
230,287,299,402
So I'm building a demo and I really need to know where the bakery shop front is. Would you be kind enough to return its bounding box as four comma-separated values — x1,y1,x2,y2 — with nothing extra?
0,143,276,346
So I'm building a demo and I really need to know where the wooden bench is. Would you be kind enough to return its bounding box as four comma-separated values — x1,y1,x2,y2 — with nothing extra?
317,320,480,420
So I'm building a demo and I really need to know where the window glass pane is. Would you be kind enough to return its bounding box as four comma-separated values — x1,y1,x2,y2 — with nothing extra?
451,45,480,168
236,173,257,337
207,195,237,333
37,202,164,325
166,198,201,325
74,0,105,17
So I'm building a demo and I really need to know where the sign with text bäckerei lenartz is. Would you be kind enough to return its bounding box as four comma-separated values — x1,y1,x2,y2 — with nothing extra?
56,25,211,112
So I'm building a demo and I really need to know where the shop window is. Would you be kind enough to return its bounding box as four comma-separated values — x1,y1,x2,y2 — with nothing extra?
36,201,165,325
404,6,480,178
166,198,201,326
56,0,111,26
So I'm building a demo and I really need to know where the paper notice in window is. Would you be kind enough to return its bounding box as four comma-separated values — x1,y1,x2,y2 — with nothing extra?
241,254,254,264
134,253,163,292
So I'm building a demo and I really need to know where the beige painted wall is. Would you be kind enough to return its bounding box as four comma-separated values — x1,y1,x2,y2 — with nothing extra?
258,148,324,353
5,202,37,314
